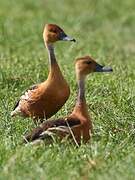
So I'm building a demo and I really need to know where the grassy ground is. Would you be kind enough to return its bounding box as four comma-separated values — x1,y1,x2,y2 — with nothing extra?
0,0,135,179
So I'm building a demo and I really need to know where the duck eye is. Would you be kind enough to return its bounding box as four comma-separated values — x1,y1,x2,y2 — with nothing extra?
50,29,57,33
53,30,57,33
86,61,92,64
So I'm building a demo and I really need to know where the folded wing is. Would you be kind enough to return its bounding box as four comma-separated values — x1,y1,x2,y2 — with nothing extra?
11,84,39,116
24,117,81,143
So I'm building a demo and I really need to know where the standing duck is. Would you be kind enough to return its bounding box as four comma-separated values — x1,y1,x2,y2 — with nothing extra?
24,56,112,145
11,24,75,122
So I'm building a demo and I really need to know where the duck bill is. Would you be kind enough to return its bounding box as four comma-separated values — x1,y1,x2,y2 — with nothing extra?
59,32,76,42
95,63,113,72
62,35,76,42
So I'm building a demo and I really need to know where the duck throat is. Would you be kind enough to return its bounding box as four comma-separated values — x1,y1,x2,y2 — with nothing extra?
72,78,88,116
46,43,64,81
77,79,86,104
46,43,57,66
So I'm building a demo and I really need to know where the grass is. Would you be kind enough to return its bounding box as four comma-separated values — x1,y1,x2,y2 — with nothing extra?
0,0,135,179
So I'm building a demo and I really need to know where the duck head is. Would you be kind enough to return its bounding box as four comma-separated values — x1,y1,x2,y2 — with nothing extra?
75,56,113,79
43,24,76,44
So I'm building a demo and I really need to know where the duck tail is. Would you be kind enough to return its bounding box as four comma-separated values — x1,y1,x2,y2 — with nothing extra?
10,107,21,117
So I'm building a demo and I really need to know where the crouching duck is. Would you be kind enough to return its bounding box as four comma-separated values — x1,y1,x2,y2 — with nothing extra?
24,56,112,145
11,24,75,122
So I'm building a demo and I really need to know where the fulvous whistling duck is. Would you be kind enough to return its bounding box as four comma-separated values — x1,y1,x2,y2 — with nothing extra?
11,24,75,122
24,56,113,145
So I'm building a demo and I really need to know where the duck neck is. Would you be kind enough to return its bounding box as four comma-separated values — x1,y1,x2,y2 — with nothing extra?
45,42,64,81
72,77,89,116
77,78,86,104
46,43,57,67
